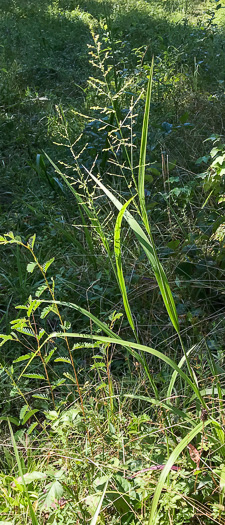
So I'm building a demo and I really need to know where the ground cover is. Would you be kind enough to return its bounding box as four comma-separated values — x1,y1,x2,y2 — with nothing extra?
1,0,225,523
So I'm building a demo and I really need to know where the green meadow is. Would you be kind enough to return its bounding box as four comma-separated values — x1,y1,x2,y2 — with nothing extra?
1,1,225,523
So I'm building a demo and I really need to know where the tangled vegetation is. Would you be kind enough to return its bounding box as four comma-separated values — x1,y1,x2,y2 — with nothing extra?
1,0,225,523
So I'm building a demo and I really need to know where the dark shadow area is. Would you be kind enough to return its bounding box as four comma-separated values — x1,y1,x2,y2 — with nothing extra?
0,0,92,94
0,0,224,178
0,0,94,174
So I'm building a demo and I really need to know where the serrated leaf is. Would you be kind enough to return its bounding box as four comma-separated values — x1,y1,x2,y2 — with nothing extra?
11,317,27,325
27,299,41,317
23,374,46,380
54,357,71,364
72,342,98,350
27,262,38,274
44,348,56,364
27,422,39,435
22,409,38,425
15,327,36,337
60,320,71,331
40,305,57,319
90,362,106,369
63,372,76,383
35,283,48,298
43,258,55,274
40,305,52,319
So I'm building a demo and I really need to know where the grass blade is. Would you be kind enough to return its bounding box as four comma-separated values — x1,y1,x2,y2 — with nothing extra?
87,171,179,334
167,345,196,399
114,196,159,395
55,331,204,403
138,57,154,231
125,394,196,426
39,307,206,405
148,420,211,525
39,298,157,394
114,196,137,337
90,479,108,525
8,420,39,525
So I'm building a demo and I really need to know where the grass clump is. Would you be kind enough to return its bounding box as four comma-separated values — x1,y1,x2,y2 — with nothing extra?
1,0,225,524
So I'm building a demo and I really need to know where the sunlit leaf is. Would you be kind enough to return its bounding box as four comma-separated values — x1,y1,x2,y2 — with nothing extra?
8,421,39,525
148,420,211,525
19,405,28,421
43,257,55,273
13,354,33,363
23,374,46,380
27,262,37,274
39,480,64,510
27,422,39,435
22,409,38,425
27,234,36,250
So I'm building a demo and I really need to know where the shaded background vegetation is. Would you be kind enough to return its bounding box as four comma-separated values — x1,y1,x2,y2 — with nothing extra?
1,1,225,523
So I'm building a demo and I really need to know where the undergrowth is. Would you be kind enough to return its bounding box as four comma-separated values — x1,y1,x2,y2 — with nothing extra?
1,0,225,524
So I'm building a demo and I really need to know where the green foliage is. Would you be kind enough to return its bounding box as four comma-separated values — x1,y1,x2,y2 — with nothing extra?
1,0,225,524
8,421,39,525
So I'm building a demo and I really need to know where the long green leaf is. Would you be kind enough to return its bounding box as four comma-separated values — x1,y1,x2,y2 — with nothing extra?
138,58,154,230
38,299,157,394
114,197,159,396
167,345,195,399
114,196,137,336
86,171,179,334
90,479,108,525
45,81,179,335
148,420,211,525
84,63,179,334
137,60,180,342
8,421,39,525
58,331,202,402
39,307,205,406
125,394,196,426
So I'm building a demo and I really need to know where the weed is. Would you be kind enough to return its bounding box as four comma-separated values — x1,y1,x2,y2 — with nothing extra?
1,1,225,524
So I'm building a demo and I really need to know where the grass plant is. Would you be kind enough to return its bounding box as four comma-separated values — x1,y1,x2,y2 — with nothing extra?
1,0,225,524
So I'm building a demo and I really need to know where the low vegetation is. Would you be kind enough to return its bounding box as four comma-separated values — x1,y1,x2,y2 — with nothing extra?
1,0,225,523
